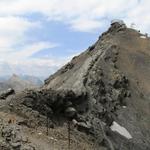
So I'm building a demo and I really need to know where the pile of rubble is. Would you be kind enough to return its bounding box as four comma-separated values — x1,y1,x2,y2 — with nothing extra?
0,119,35,150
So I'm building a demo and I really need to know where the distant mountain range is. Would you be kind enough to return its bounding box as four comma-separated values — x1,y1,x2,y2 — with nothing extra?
0,61,56,80
0,74,43,93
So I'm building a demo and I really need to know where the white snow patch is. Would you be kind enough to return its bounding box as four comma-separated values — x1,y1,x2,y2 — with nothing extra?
140,35,146,39
122,106,127,108
110,121,132,139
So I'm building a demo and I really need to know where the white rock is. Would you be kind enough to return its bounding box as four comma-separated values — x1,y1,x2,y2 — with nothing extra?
38,132,42,135
110,121,132,139
140,36,146,39
49,137,57,141
72,119,78,125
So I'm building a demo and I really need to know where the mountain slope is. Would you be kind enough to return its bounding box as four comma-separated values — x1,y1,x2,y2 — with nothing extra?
43,22,150,149
1,21,150,150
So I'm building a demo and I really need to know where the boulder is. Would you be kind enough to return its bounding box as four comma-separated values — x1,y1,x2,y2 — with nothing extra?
0,88,15,99
65,107,77,118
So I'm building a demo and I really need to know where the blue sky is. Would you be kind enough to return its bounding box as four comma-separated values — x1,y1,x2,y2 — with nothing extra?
0,0,149,78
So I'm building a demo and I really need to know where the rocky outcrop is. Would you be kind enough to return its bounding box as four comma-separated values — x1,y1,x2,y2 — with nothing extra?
0,88,15,100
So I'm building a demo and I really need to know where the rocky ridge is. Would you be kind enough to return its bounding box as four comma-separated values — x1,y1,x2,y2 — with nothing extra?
0,21,150,150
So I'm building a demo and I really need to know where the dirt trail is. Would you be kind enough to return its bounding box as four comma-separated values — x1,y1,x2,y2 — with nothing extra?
0,111,97,150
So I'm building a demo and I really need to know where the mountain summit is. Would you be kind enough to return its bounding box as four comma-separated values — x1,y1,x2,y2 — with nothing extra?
1,21,150,150
41,20,150,149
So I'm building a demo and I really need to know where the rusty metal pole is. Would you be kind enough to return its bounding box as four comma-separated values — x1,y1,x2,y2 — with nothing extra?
46,114,49,136
68,120,71,150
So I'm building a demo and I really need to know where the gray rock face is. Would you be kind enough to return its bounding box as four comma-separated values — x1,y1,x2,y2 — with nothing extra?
10,22,150,150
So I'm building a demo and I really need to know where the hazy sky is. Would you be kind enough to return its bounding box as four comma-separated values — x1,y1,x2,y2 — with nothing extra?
0,0,149,78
